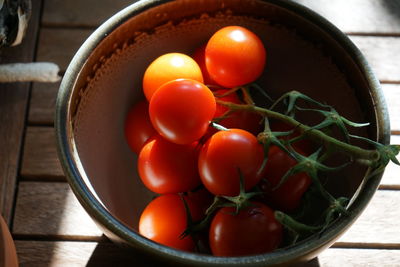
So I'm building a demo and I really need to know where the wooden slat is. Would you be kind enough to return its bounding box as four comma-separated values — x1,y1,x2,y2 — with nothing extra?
26,82,400,129
12,182,102,238
42,0,135,28
295,0,400,34
316,248,400,267
36,28,92,71
380,135,400,187
14,240,169,267
0,0,42,224
14,240,400,266
41,0,400,34
349,36,400,82
31,37,400,128
382,84,400,133
337,189,400,246
11,182,400,246
28,82,60,125
20,127,64,180
21,120,399,187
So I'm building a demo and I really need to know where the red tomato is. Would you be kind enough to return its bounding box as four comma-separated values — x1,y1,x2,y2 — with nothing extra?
207,89,262,137
149,79,216,145
205,26,266,88
139,194,202,252
198,129,264,196
143,53,204,101
258,145,311,212
192,44,218,86
138,134,201,194
124,100,156,154
209,202,282,256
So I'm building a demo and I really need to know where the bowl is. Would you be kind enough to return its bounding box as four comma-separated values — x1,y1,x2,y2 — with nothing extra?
55,0,390,266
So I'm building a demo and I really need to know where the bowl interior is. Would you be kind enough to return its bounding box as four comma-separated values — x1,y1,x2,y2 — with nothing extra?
68,0,376,238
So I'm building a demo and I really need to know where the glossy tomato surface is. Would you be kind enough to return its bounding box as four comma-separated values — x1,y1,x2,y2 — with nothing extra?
209,202,283,256
138,134,201,194
139,194,202,252
198,129,264,196
205,26,266,88
124,100,156,154
149,78,216,145
143,53,203,101
259,145,312,212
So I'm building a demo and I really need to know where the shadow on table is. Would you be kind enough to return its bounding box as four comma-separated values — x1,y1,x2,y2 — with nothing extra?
382,0,400,19
85,238,321,267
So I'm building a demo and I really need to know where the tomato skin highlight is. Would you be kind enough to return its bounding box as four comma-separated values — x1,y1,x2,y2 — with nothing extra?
138,134,201,194
139,194,202,252
198,129,264,196
149,78,216,145
258,145,312,212
124,100,156,154
143,53,204,101
209,202,283,256
205,26,266,88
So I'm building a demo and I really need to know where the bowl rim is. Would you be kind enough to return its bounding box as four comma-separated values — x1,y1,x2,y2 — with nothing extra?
55,0,390,265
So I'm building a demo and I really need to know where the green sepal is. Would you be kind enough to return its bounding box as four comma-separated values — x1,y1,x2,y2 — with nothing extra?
298,107,370,143
249,83,273,102
350,134,400,168
270,90,330,117
273,147,350,191
221,169,263,214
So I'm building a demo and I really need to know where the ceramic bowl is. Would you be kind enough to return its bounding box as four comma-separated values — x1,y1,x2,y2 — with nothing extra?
55,0,389,266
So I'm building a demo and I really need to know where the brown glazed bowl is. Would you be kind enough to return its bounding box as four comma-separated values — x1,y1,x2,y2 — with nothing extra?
55,0,390,266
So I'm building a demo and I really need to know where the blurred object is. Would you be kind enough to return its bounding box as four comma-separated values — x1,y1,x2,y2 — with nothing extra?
0,215,19,267
0,1,60,83
0,62,60,82
0,0,31,47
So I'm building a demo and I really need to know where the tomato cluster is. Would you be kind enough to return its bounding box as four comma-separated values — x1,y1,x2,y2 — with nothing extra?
124,26,311,256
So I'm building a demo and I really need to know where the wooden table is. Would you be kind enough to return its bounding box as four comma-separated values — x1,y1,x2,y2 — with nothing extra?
1,0,400,266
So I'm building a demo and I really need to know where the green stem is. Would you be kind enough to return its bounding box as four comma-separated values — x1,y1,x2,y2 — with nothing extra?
216,100,379,162
275,211,321,234
241,87,255,105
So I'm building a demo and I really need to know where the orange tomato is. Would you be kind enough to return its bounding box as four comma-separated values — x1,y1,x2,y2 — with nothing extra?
205,26,266,88
143,53,204,101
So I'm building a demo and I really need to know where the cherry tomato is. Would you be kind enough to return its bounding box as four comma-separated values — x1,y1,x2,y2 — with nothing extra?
143,53,203,101
149,78,216,145
209,202,282,256
192,44,218,87
205,26,266,88
208,89,262,137
198,129,264,196
258,145,311,212
124,100,156,154
138,134,201,194
139,194,202,252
